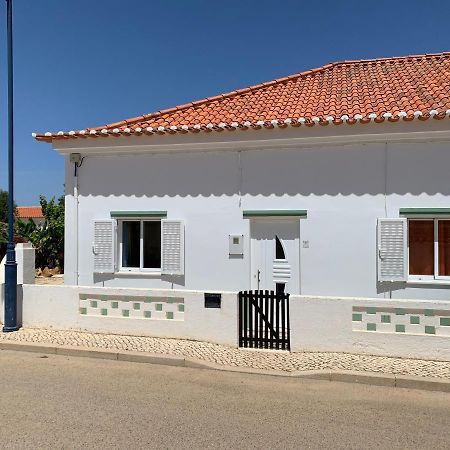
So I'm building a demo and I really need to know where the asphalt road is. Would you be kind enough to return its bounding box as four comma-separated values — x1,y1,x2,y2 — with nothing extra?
0,350,449,449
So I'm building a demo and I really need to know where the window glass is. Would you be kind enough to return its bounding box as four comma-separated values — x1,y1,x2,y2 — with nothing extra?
439,220,450,276
408,220,434,276
122,221,140,268
275,236,286,260
276,283,285,295
143,221,161,268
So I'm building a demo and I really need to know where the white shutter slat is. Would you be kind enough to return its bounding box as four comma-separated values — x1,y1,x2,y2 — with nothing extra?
93,219,115,273
377,218,407,282
161,220,184,275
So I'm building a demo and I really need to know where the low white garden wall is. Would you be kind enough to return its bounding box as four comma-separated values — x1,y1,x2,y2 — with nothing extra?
290,295,450,361
1,285,238,347
2,284,450,361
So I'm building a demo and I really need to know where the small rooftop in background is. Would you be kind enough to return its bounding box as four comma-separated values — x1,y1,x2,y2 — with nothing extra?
17,206,43,219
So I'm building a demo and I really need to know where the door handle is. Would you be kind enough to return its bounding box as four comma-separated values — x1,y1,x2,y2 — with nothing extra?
257,270,261,290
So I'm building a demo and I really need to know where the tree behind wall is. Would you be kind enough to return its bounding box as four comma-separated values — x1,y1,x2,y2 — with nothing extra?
0,190,16,260
16,195,64,270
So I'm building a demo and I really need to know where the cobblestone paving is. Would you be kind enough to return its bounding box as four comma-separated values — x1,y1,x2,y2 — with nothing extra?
1,328,450,379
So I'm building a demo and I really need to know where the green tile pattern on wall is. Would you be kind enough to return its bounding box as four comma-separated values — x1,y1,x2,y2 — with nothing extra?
352,306,450,337
79,294,184,322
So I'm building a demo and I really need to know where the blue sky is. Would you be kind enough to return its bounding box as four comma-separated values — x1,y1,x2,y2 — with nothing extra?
0,0,449,204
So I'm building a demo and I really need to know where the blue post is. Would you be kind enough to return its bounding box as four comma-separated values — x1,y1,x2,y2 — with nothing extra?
3,0,18,332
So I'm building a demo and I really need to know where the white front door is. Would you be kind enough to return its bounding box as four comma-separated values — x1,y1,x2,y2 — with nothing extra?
250,219,300,294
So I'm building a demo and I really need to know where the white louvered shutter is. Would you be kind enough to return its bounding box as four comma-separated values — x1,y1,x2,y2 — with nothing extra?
161,220,184,275
377,218,407,282
93,219,115,273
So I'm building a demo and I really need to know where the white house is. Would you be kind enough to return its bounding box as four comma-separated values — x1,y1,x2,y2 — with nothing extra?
35,52,450,300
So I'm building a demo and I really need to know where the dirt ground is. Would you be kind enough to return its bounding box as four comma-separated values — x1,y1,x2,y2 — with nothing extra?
34,276,64,285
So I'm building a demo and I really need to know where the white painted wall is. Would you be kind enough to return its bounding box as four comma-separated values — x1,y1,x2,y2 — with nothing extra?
0,244,35,285
290,295,450,361
9,285,238,347
2,284,450,361
58,120,450,299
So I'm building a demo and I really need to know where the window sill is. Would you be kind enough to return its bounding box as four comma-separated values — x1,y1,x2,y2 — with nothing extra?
115,271,162,278
407,279,450,286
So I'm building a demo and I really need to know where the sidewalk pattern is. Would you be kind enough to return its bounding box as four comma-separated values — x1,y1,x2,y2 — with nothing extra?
1,328,450,379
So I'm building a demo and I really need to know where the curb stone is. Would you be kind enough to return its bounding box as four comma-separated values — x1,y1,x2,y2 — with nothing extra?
1,340,450,393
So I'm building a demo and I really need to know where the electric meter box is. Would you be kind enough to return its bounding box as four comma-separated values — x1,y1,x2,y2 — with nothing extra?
229,234,244,256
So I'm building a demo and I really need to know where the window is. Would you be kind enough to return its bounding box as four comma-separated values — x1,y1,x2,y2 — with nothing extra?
275,235,286,260
120,220,161,271
408,219,450,279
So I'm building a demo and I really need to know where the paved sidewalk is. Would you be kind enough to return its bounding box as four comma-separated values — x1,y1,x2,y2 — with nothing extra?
0,327,450,379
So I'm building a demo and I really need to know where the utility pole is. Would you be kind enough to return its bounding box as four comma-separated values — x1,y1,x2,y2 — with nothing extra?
3,0,18,332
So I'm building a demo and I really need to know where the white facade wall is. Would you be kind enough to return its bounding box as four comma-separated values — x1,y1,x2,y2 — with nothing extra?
58,121,450,300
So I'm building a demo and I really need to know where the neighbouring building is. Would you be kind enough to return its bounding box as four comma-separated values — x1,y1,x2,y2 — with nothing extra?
16,206,44,227
35,52,450,300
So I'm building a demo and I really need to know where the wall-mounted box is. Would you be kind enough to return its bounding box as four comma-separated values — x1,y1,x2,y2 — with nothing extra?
229,234,244,256
204,293,221,308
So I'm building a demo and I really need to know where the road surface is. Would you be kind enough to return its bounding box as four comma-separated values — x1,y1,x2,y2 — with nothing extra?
0,350,448,449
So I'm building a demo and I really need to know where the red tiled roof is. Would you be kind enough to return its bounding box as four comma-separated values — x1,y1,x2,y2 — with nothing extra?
16,206,43,219
35,52,450,142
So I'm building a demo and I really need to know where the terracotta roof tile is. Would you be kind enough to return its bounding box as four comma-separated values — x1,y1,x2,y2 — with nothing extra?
16,207,43,219
35,52,450,142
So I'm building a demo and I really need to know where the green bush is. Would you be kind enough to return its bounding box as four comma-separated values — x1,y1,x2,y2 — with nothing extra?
16,195,64,270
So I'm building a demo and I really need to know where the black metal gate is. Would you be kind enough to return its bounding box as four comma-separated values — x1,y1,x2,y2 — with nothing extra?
238,290,290,350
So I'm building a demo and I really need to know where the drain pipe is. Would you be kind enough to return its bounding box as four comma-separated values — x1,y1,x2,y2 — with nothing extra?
70,153,84,285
